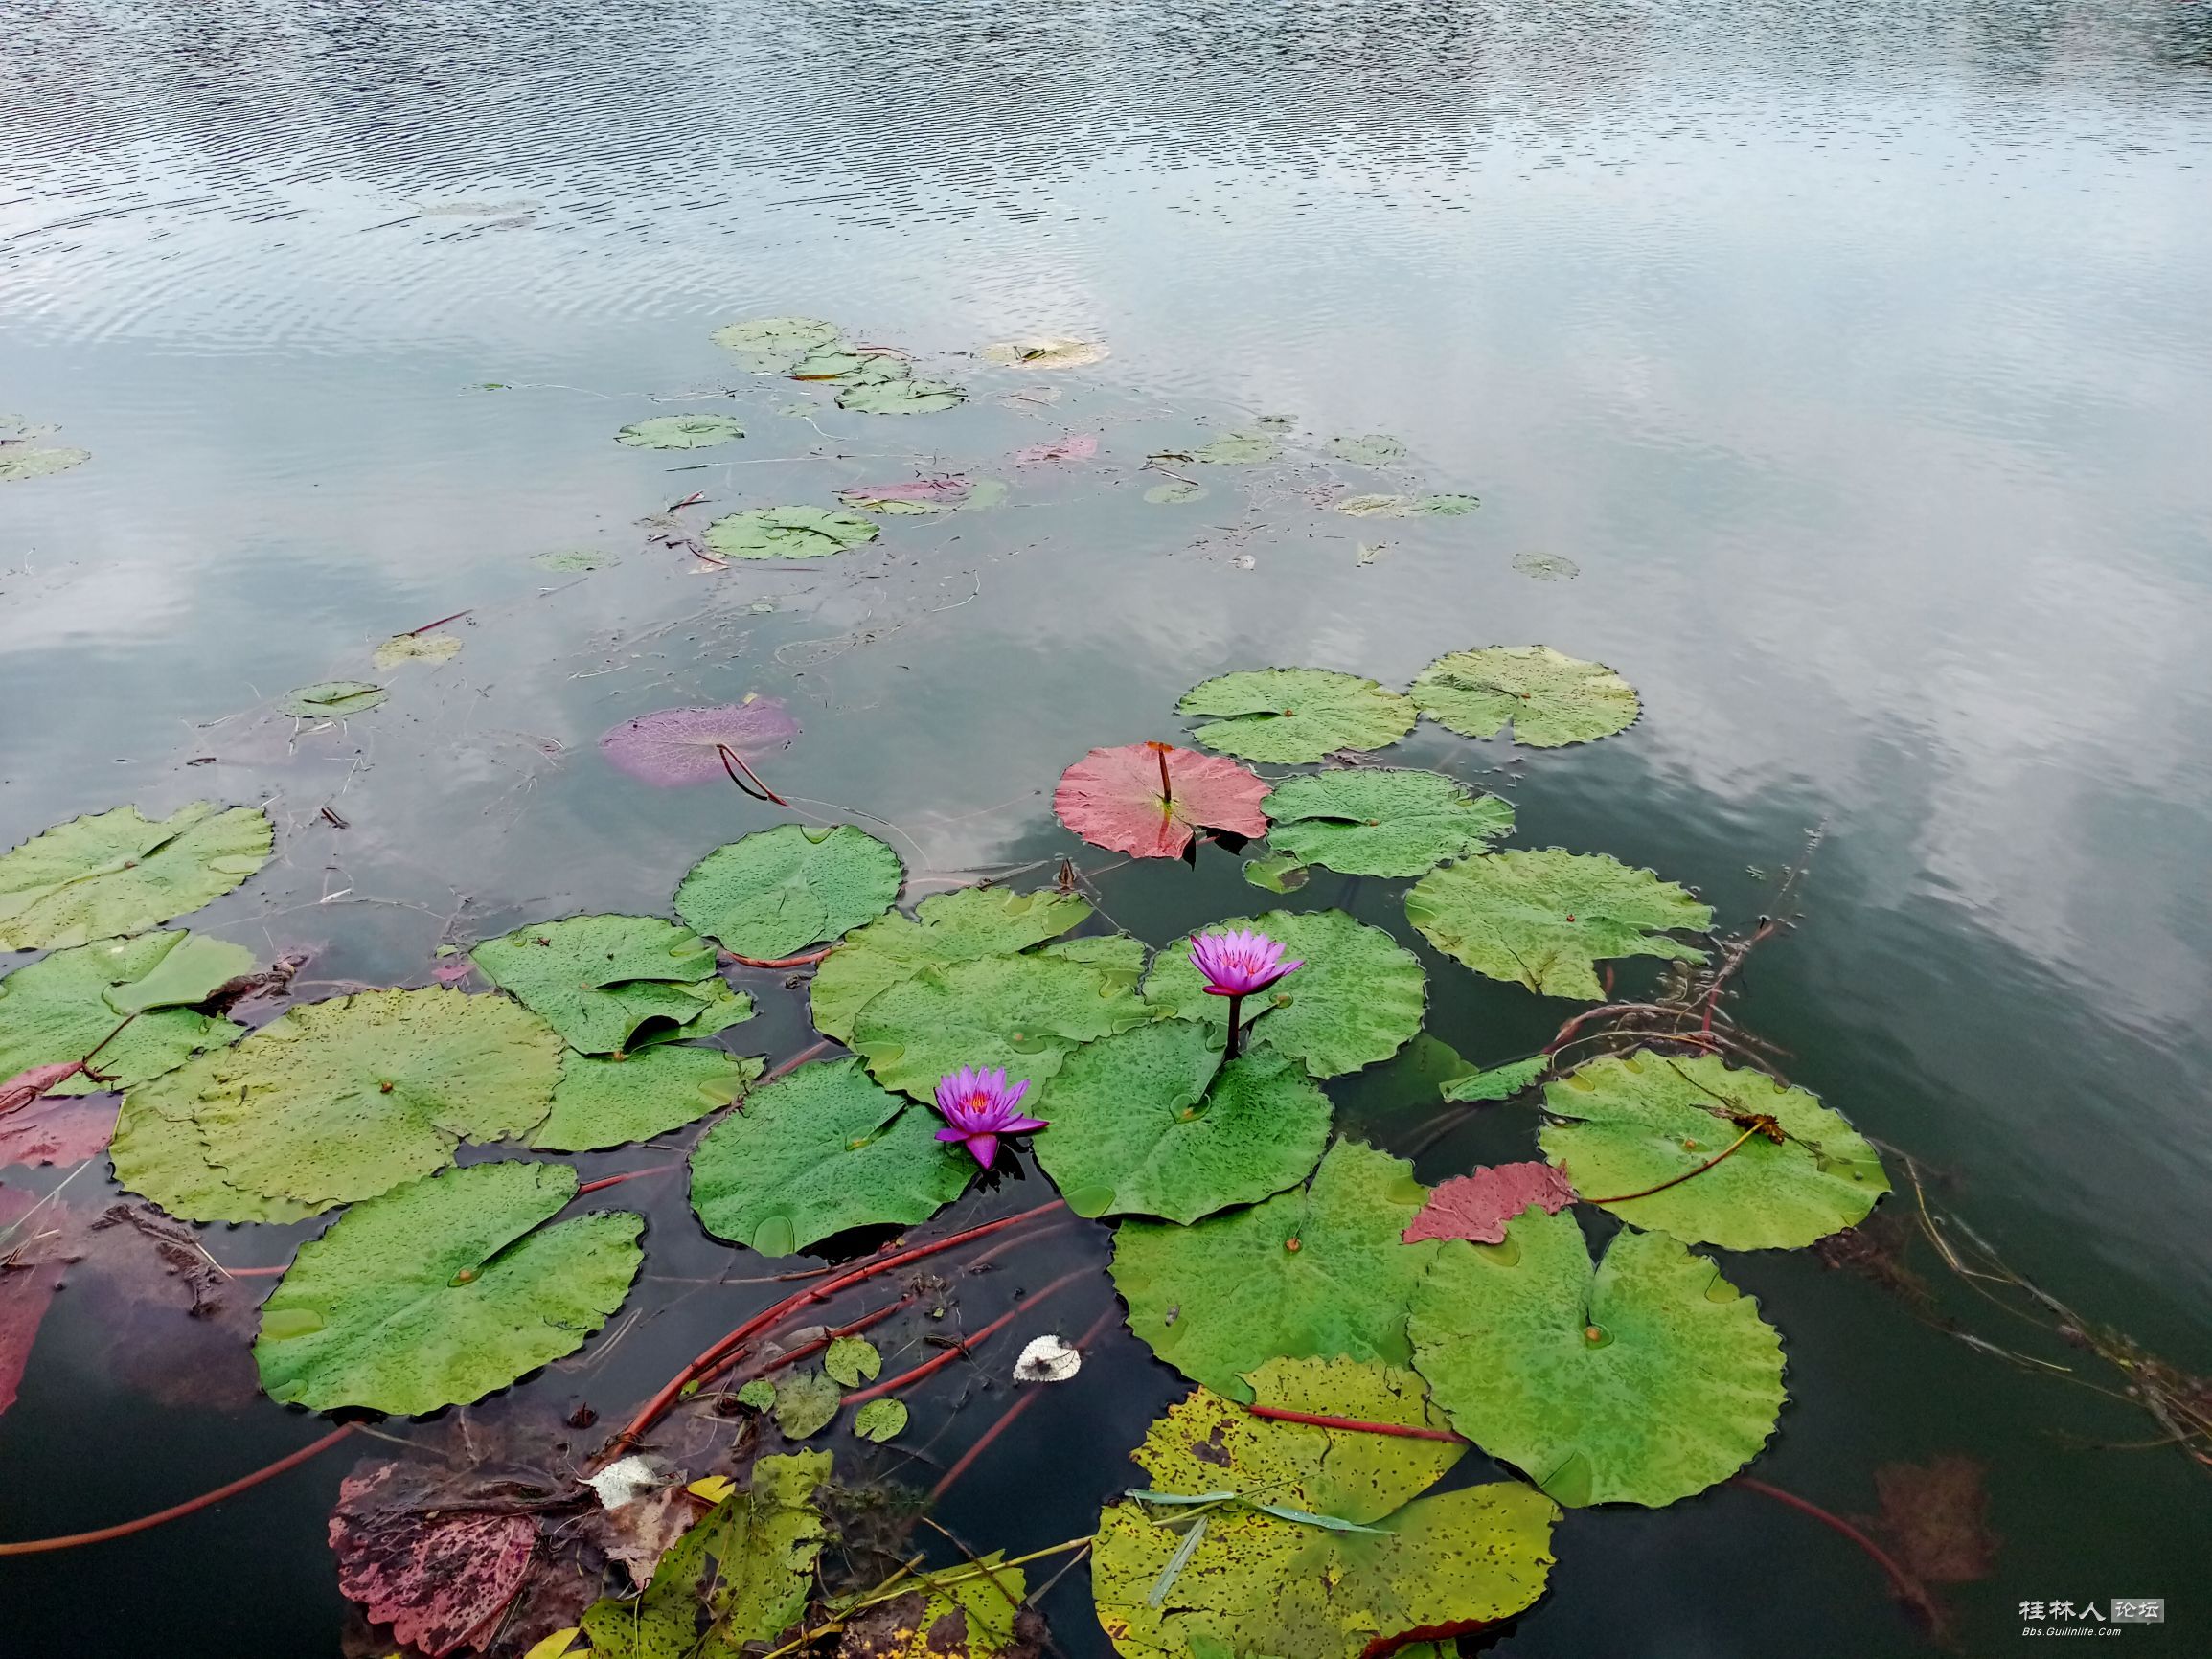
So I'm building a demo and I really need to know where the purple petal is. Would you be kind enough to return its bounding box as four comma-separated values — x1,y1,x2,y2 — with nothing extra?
963,1133,1000,1169
1003,1115,1049,1134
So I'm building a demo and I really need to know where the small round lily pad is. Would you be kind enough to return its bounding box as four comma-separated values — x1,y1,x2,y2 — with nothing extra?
616,414,745,449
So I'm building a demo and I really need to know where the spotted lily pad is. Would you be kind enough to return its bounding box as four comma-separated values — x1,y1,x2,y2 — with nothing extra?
282,680,386,717
0,444,91,483
0,802,274,951
471,914,749,1055
616,413,745,449
1112,1141,1438,1400
1053,743,1270,860
116,988,563,1218
1177,670,1414,765
1405,850,1711,1001
713,317,845,372
810,886,1093,1043
372,632,462,670
823,1334,881,1387
690,1057,971,1255
0,932,250,1096
1410,646,1639,747
704,506,881,560
1539,1051,1888,1249
674,825,903,961
1192,434,1281,465
851,950,1151,1102
853,1398,909,1444
1142,909,1425,1080
1035,1024,1329,1222
836,378,966,415
600,697,800,786
1329,435,1407,466
1091,1358,1559,1659
532,1044,762,1152
1263,769,1513,877
1408,1204,1786,1506
256,1161,642,1415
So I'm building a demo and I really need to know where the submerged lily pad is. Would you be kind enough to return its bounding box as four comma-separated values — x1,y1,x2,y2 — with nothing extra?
836,378,967,415
599,697,800,787
0,444,92,483
810,886,1093,1043
471,914,747,1055
837,477,970,513
371,632,462,670
1035,1025,1329,1222
1439,1053,1550,1103
1409,646,1639,747
713,316,845,372
1142,909,1425,1079
674,825,903,961
281,680,386,718
1513,551,1580,581
1177,669,1415,764
532,1043,762,1152
704,506,881,559
1142,478,1205,505
1263,769,1514,877
256,1160,643,1415
1408,1204,1786,1506
533,549,619,572
1053,742,1270,860
1329,434,1407,466
851,950,1150,1102
773,1370,844,1438
1092,1358,1559,1659
1112,1140,1438,1400
1243,852,1309,893
1192,434,1282,465
1539,1051,1888,1249
616,413,745,449
1405,850,1711,1001
0,802,274,951
982,336,1108,368
0,932,249,1096
119,987,562,1217
691,1057,971,1255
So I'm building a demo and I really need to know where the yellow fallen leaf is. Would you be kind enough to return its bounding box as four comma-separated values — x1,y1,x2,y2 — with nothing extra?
521,1629,582,1659
687,1475,737,1504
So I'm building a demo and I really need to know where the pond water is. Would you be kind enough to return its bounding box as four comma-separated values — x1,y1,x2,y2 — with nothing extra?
4,1,2210,1654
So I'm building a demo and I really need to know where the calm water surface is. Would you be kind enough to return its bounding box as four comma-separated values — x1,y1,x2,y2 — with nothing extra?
3,2,2209,1654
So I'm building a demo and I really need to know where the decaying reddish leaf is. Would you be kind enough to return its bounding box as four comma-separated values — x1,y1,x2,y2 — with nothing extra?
1053,742,1269,858
0,1186,65,1416
331,1460,541,1657
1011,435,1098,465
1864,1455,1998,1585
1402,1162,1580,1244
1,1061,84,1117
838,476,971,508
0,1096,119,1170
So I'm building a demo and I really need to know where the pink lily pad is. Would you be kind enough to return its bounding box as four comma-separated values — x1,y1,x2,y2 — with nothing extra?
1402,1161,1579,1244
0,1186,64,1417
1012,434,1099,465
837,476,971,509
1053,741,1269,859
600,698,800,786
0,1097,119,1170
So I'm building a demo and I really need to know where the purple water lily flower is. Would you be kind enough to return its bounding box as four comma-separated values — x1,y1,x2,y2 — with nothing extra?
1189,929,1304,998
932,1065,1048,1170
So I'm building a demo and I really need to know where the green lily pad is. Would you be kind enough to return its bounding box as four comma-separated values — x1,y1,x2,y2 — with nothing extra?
1142,909,1425,1080
824,1334,881,1387
582,1451,831,1657
531,1044,763,1152
1192,434,1281,465
1513,551,1579,581
836,377,967,415
616,413,744,449
1405,850,1711,1001
675,825,903,961
110,1079,319,1227
0,444,91,483
125,988,562,1216
854,1398,908,1443
1263,770,1514,878
1035,1023,1330,1222
810,886,1094,1043
534,549,618,572
471,914,748,1055
371,632,462,670
1440,1054,1550,1103
1036,932,1151,983
1144,479,1206,505
704,506,881,560
1409,646,1639,748
713,316,845,372
282,680,386,717
1111,1141,1438,1401
1329,435,1407,466
1407,1204,1786,1507
1243,852,1309,893
690,1057,970,1256
1177,670,1415,764
1092,1358,1559,1659
0,802,275,951
737,1379,778,1411
1539,1051,1888,1249
772,1370,843,1439
851,950,1151,1102
255,1161,643,1415
0,932,249,1096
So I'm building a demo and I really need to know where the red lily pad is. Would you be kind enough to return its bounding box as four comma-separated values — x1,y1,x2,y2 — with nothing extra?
0,1186,64,1416
1402,1161,1579,1244
0,1096,118,1170
1012,434,1099,465
331,1459,537,1657
837,476,971,510
600,698,801,786
1053,742,1269,859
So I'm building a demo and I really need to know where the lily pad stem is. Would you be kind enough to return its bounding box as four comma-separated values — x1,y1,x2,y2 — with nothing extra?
1733,1475,1942,1629
1242,1405,1469,1443
1579,1122,1762,1206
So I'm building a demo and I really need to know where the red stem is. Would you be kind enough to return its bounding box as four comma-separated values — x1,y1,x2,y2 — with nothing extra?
844,1268,1088,1405
1243,1406,1469,1443
600,1198,1068,1460
576,1162,679,1196
930,1303,1120,1501
717,744,788,807
730,1296,916,1386
1152,742,1174,807
1732,1476,1941,1626
0,1424,358,1557
405,608,472,636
